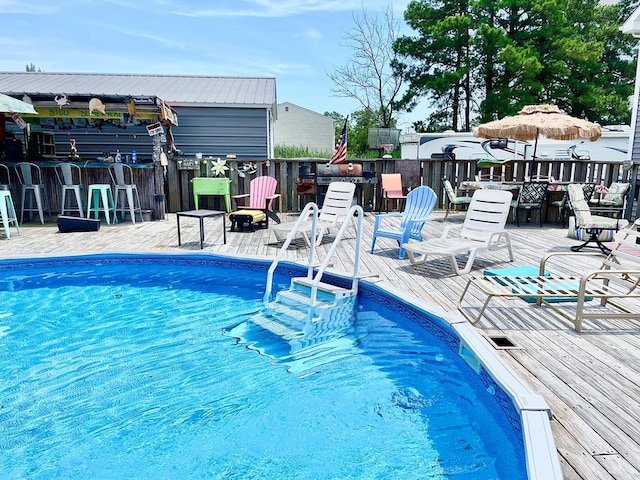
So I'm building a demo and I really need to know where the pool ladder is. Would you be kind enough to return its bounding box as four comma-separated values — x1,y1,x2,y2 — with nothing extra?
254,203,363,344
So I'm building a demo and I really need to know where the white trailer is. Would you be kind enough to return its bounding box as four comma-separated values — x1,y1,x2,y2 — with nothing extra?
400,126,630,162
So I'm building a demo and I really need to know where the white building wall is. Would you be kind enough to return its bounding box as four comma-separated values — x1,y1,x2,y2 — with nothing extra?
273,102,334,154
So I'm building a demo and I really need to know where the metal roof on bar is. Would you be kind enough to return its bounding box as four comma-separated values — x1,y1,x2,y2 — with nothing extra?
0,72,277,107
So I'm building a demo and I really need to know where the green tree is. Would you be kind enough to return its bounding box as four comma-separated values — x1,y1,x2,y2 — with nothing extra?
25,63,42,72
395,0,637,127
348,109,379,156
324,111,346,138
394,0,473,131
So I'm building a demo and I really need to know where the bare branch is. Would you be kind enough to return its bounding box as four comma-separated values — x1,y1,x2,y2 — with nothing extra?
327,5,403,127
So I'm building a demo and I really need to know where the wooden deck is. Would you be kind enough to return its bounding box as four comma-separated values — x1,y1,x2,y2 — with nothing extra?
2,211,639,480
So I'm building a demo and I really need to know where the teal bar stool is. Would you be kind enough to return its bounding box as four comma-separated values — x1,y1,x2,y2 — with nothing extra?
0,164,12,191
0,190,20,239
86,184,117,225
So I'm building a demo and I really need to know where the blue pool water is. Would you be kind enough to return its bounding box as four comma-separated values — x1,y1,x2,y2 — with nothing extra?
0,254,527,479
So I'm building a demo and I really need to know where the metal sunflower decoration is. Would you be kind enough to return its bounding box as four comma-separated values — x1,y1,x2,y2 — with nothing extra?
211,158,229,177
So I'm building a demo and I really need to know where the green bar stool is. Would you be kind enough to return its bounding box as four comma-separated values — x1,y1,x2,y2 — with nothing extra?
0,190,20,239
86,184,117,225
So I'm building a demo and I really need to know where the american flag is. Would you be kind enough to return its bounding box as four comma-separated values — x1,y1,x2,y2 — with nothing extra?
330,117,348,164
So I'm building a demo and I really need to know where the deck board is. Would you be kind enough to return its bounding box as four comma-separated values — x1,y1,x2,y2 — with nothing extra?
2,210,640,480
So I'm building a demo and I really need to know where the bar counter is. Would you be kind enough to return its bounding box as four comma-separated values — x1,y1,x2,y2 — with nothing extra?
1,159,165,221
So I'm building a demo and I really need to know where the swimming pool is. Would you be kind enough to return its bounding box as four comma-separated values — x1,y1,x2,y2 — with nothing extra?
0,253,560,479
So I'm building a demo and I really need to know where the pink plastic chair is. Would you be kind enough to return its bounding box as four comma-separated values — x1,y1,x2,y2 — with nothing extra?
231,176,281,226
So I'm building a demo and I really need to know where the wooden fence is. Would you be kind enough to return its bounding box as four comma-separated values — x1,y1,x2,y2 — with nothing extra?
164,157,639,220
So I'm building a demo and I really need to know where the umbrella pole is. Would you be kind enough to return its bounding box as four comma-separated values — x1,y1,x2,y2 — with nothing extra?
530,128,540,178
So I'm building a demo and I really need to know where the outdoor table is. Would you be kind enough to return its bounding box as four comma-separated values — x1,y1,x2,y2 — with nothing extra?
461,180,572,192
460,180,522,191
460,180,575,224
176,209,226,249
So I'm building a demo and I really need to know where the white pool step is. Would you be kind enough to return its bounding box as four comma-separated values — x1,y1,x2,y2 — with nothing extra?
250,312,304,340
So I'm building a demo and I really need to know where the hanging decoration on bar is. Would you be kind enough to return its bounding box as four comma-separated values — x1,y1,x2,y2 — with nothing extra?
54,94,71,108
88,98,106,116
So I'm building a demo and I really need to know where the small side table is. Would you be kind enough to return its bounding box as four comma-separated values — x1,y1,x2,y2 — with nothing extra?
176,209,226,249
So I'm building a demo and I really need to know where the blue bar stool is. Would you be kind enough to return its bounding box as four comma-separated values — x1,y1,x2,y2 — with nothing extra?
86,184,117,225
0,190,20,239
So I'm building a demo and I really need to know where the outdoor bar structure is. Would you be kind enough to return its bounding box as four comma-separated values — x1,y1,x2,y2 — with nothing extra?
0,71,279,220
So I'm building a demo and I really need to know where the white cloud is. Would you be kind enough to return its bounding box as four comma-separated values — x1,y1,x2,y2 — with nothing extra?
0,0,58,14
0,36,33,48
110,26,186,49
300,28,323,39
169,0,401,18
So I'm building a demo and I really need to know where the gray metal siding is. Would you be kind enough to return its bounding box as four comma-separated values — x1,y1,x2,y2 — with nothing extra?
5,106,271,161
172,107,268,159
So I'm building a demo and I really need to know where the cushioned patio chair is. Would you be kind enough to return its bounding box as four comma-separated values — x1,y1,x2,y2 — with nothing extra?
272,181,356,246
442,179,472,221
567,183,629,254
403,189,514,275
547,183,596,227
370,186,437,259
458,218,640,332
589,181,630,213
379,173,406,213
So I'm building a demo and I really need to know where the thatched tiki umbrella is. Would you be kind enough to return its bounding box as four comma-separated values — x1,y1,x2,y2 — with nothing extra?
472,104,602,173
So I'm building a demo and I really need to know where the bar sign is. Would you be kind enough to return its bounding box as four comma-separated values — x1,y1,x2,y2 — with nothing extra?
146,122,164,136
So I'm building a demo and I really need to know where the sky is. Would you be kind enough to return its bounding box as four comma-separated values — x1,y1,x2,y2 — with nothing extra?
0,0,425,132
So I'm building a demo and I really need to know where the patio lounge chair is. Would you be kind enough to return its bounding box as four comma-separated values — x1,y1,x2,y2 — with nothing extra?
370,186,437,259
458,219,640,332
272,181,356,246
403,189,514,275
